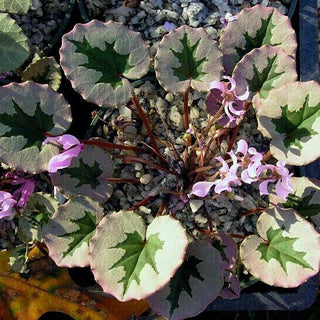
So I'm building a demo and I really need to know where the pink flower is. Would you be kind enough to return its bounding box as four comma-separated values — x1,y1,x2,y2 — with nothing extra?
190,151,242,198
214,152,242,194
258,160,293,200
236,139,263,184
0,191,17,219
12,179,36,207
43,134,84,173
190,181,215,198
4,171,36,208
206,77,249,128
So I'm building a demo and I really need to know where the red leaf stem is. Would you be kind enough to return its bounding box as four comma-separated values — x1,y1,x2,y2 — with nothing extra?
82,139,152,155
129,196,154,211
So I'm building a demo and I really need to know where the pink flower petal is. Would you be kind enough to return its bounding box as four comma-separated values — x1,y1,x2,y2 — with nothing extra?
13,179,36,207
190,181,215,197
214,180,232,194
236,86,250,101
209,81,226,92
44,134,81,150
275,160,289,176
241,169,256,184
224,102,236,122
236,139,248,156
259,179,275,196
0,191,17,219
275,179,293,200
44,134,83,173
247,162,259,177
48,145,82,173
281,174,294,191
228,102,245,116
216,156,229,173
223,76,236,91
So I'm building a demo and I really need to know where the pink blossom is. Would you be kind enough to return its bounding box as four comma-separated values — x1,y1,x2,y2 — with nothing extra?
236,139,263,184
0,191,17,219
190,181,215,198
206,77,249,128
190,151,242,198
12,179,36,207
214,152,242,194
4,171,36,208
258,160,293,200
43,134,83,173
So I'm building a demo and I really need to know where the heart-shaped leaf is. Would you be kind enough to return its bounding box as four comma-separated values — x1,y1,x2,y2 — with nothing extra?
21,55,62,91
89,212,188,302
240,207,320,288
0,81,72,173
44,196,104,268
155,25,222,93
270,177,320,228
219,270,241,300
0,0,31,14
50,145,114,203
212,231,237,270
19,192,59,243
232,45,297,99
255,81,320,166
220,5,296,74
0,13,30,72
60,20,150,107
147,240,223,320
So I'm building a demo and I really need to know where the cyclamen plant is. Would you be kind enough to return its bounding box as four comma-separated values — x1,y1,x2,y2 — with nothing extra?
1,4,320,320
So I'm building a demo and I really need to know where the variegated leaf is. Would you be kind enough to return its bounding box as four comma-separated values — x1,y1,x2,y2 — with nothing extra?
232,45,297,99
147,240,223,320
60,20,150,107
44,196,104,268
22,55,62,91
270,177,320,229
89,212,188,301
255,81,320,166
0,0,31,14
0,81,72,173
19,192,59,242
220,5,296,74
212,231,237,270
240,207,320,288
50,145,113,203
219,270,241,300
155,25,222,93
0,13,30,72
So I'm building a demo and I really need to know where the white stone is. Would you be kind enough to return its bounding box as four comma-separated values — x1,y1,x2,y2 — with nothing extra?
165,93,174,103
134,163,143,171
169,105,183,127
189,200,204,213
190,107,200,119
140,174,152,185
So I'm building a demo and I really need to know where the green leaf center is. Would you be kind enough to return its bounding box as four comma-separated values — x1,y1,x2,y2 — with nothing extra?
170,33,208,82
257,226,314,274
68,36,134,89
